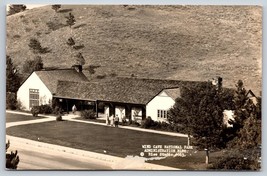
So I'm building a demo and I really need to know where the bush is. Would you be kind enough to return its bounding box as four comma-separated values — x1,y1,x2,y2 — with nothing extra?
209,151,260,170
81,110,96,119
141,116,154,128
129,120,140,127
6,93,17,110
6,140,19,169
31,106,39,117
39,104,53,114
56,115,62,121
53,106,63,115
140,117,184,133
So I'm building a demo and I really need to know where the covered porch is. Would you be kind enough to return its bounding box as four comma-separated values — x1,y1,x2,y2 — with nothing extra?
52,97,146,122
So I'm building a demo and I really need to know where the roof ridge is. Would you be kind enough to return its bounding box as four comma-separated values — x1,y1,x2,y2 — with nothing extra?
35,68,74,72
117,76,204,83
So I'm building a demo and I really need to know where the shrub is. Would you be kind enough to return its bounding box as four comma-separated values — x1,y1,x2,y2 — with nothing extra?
56,115,62,121
129,120,140,127
96,74,106,79
6,140,19,169
39,104,53,114
122,116,127,125
140,117,183,132
209,150,260,170
141,116,154,128
15,100,22,110
210,155,251,170
31,106,39,117
6,93,17,110
53,106,63,115
81,110,96,119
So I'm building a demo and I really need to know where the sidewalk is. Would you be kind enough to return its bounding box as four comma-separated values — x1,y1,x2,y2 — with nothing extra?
6,110,56,128
64,113,188,138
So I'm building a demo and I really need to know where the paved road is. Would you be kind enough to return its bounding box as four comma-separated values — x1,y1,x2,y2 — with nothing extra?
7,140,112,170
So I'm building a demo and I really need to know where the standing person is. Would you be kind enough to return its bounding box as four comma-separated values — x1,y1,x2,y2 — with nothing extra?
114,114,119,127
110,114,114,127
72,104,77,114
106,114,110,125
122,113,126,125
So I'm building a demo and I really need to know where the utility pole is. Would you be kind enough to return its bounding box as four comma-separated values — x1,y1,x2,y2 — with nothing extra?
205,148,209,164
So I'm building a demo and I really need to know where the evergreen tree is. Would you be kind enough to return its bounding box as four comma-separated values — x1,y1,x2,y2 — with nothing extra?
168,82,229,149
231,80,249,128
6,140,19,169
67,37,75,46
28,38,50,54
22,56,44,74
190,84,226,149
28,38,43,53
51,5,61,12
6,55,21,93
65,12,76,28
8,5,26,16
75,52,85,65
234,95,261,149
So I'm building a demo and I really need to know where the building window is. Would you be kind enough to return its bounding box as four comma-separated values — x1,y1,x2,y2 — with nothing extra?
29,89,39,108
157,110,168,119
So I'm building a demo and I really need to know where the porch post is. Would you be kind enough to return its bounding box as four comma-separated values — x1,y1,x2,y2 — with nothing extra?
95,100,98,118
66,99,69,114
142,106,146,120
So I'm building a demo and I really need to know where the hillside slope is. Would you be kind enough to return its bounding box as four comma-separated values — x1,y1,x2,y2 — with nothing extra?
6,5,262,94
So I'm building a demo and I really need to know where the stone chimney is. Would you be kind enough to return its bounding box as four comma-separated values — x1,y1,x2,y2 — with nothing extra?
71,64,83,73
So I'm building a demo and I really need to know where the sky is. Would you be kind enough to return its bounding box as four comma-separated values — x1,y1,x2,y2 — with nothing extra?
6,4,46,11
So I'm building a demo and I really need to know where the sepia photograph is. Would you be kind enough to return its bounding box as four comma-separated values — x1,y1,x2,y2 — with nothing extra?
5,4,262,171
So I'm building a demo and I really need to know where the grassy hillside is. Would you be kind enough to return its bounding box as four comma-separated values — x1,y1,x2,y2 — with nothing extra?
6,5,262,94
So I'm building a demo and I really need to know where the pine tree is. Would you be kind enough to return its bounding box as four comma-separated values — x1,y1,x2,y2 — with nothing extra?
6,55,21,93
6,140,19,169
8,5,26,16
234,95,261,150
22,56,44,74
168,82,229,150
229,80,251,138
190,84,225,149
28,38,43,53
75,52,85,65
66,12,76,28
51,5,61,12
67,37,75,46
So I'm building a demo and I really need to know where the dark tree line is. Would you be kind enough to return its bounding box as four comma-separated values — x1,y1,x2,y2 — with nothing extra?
8,5,26,16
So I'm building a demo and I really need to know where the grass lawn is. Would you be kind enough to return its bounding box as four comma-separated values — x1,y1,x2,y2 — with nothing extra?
6,120,187,159
6,112,46,123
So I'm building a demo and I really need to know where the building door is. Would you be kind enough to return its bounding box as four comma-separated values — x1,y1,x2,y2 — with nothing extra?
115,106,125,121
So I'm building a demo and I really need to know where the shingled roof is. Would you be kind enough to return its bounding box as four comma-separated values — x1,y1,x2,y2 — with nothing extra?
163,88,181,101
55,77,204,105
35,69,88,94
